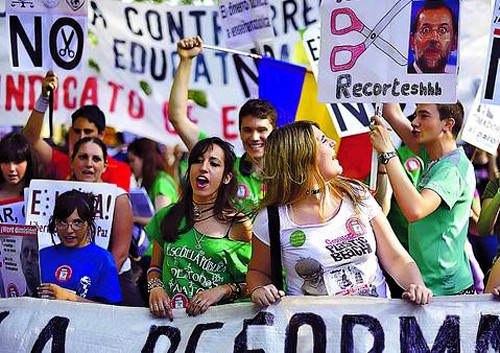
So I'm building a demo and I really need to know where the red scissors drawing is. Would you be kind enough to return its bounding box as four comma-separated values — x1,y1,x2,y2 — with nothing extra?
330,0,411,72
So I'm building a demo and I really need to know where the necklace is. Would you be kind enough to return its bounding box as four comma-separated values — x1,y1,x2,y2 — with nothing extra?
193,228,206,250
305,188,321,196
193,202,215,220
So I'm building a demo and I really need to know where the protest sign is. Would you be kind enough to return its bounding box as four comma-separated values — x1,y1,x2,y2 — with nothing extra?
461,88,500,154
129,187,154,218
218,0,274,50
317,0,459,104
0,199,25,225
302,25,373,138
24,179,117,251
1,295,500,352
6,0,88,71
481,0,500,105
0,224,39,298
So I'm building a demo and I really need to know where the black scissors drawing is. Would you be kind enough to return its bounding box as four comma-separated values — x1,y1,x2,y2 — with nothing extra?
330,0,411,72
59,29,75,58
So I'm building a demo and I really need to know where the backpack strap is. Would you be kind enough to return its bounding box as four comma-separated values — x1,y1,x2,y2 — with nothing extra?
267,206,283,291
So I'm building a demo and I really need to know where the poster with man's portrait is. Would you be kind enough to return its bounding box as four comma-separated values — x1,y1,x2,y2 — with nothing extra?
407,0,459,74
0,224,40,298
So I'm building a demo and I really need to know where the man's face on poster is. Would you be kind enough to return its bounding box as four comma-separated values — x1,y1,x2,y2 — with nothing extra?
410,6,457,73
20,236,40,296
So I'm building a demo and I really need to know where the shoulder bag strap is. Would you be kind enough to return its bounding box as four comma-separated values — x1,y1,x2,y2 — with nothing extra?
267,206,283,291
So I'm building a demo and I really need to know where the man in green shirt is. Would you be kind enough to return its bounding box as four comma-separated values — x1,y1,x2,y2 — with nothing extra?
168,36,276,214
370,103,474,296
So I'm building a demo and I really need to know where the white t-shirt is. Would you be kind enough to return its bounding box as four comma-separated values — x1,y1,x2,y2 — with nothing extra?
253,190,387,297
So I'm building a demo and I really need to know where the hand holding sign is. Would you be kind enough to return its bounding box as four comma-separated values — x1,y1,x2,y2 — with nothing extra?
42,71,58,97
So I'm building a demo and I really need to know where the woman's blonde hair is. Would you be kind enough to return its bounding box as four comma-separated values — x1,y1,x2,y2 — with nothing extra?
260,121,366,215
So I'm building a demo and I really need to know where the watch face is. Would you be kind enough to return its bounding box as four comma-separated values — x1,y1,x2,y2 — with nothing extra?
380,152,396,165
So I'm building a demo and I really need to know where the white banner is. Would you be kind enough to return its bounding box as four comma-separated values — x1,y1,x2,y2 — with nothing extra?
24,179,117,251
6,0,88,71
0,0,491,143
318,0,459,104
1,295,500,352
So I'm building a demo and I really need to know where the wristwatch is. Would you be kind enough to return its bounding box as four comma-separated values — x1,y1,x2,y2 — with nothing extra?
379,151,397,165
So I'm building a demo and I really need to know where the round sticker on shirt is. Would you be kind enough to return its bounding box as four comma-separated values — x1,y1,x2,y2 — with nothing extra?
237,184,249,200
290,230,306,247
405,157,421,172
171,292,189,309
55,265,73,283
7,283,20,297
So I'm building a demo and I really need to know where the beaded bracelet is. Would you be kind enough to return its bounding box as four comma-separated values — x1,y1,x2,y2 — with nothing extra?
225,283,244,301
147,267,162,276
147,278,164,293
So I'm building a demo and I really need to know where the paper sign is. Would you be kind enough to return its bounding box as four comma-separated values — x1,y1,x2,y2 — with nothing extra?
318,0,459,104
218,0,274,50
25,179,117,251
0,224,40,298
6,0,88,71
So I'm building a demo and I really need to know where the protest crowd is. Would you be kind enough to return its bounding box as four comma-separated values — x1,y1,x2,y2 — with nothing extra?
1,0,500,349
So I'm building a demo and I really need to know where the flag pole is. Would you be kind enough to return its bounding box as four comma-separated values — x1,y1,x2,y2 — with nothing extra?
369,102,383,192
203,44,262,59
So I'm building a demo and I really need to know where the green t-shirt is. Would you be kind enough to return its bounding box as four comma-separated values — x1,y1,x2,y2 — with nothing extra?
481,178,500,237
144,205,251,308
148,170,178,205
233,156,265,215
387,146,429,250
408,147,474,295
144,171,179,257
197,131,264,215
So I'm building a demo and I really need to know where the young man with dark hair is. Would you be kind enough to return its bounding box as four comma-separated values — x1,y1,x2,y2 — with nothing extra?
408,0,458,74
370,102,475,296
168,36,277,213
23,72,131,191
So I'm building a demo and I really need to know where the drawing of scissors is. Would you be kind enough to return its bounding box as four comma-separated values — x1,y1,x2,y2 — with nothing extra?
59,29,75,58
330,0,411,72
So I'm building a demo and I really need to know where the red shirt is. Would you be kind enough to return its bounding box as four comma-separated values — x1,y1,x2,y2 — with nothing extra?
49,147,131,191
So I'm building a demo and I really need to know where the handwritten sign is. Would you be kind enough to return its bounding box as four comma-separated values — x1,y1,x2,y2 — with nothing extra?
317,0,459,104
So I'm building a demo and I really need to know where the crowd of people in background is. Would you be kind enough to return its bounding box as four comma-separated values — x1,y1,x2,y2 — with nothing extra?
0,33,499,321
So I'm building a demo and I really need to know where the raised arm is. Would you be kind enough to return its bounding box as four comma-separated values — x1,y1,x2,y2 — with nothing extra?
382,103,419,153
22,71,58,166
370,116,441,222
168,36,204,151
